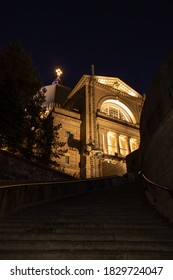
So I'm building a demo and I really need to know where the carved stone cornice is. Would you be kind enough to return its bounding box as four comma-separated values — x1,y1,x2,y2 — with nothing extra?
94,80,143,102
98,127,107,134
96,113,139,130
64,74,143,103
54,113,82,124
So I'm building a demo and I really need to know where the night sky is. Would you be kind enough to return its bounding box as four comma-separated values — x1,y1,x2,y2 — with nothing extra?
1,1,173,95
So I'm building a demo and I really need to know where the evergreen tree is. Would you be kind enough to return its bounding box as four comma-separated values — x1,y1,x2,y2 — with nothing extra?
0,41,42,152
0,42,67,167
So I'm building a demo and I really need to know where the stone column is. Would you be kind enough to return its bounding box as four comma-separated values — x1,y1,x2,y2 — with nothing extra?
98,128,104,152
115,133,120,156
127,136,131,154
97,125,103,151
104,131,108,154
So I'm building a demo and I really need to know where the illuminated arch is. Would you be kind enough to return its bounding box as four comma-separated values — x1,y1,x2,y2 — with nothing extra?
100,99,136,124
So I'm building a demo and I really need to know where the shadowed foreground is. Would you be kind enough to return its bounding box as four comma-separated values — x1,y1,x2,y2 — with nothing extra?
0,179,173,260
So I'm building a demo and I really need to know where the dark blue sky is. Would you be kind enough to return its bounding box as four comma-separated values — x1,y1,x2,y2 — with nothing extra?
1,1,173,94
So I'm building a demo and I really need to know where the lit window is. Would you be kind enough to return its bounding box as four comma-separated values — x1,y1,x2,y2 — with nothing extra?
65,131,70,138
119,135,128,157
102,107,109,115
107,131,117,155
120,111,127,121
109,107,119,118
130,138,139,152
100,99,136,124
65,156,70,164
101,105,130,122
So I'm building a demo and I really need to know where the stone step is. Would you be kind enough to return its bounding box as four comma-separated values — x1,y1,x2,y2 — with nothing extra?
8,208,160,216
9,207,158,214
1,179,173,260
9,211,157,219
0,217,164,225
0,209,166,221
0,240,173,251
0,249,173,260
0,221,168,232
10,201,152,208
1,232,173,242
0,226,172,235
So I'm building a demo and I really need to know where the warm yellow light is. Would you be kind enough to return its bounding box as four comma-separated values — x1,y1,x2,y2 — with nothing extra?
56,68,62,77
101,99,136,123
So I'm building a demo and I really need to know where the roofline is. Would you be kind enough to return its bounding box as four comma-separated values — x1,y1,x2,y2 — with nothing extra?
64,74,143,105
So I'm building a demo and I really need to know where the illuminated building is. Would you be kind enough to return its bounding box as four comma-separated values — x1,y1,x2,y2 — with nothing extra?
44,69,143,178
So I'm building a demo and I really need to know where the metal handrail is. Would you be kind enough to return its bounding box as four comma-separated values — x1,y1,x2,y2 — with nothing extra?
0,180,74,189
0,175,122,190
139,171,173,192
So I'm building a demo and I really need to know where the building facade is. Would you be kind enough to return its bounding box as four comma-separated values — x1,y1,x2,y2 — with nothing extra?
45,74,143,178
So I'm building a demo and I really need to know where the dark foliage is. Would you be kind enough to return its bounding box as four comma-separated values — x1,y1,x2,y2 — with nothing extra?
0,42,67,167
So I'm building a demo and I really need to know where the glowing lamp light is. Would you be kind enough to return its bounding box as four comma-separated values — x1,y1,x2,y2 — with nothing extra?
56,68,62,78
52,68,63,85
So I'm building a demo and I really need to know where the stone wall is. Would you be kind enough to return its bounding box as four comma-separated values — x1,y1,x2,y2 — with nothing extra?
0,150,75,181
53,107,81,178
142,180,173,223
139,51,173,222
139,51,173,189
126,149,140,178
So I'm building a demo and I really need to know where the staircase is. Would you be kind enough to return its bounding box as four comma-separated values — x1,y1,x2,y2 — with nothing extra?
0,179,173,260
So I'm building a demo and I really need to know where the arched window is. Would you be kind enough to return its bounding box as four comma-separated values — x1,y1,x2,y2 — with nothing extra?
100,99,136,124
